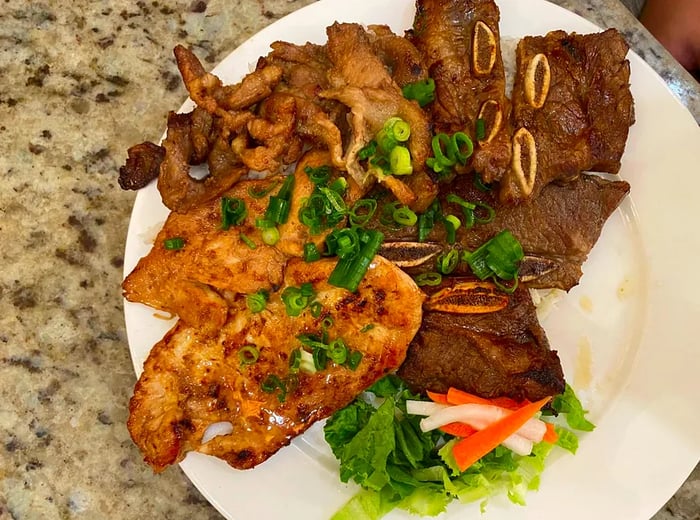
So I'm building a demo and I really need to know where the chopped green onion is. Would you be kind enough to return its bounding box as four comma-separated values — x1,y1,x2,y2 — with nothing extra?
346,350,363,370
474,172,493,192
265,174,294,225
321,315,335,331
360,324,375,333
309,301,323,318
328,229,384,293
475,118,486,141
281,285,313,316
299,349,316,373
313,347,328,371
464,230,524,288
245,290,269,313
473,201,496,224
376,129,398,154
393,205,418,227
390,145,413,175
240,233,256,249
349,199,378,226
300,282,315,298
417,200,441,242
255,218,275,229
328,338,348,364
247,180,280,199
444,214,462,233
303,242,321,262
414,271,442,286
261,226,280,246
238,345,259,366
431,133,455,167
390,119,411,142
401,78,436,107
326,228,360,259
288,348,302,372
319,186,347,214
163,237,185,250
260,374,287,402
449,132,473,165
493,276,519,294
443,217,457,244
358,140,377,161
380,201,401,227
221,197,247,230
436,248,460,275
304,165,331,185
329,177,348,195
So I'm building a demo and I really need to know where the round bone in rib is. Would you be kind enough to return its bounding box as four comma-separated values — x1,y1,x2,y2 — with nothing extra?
524,53,551,109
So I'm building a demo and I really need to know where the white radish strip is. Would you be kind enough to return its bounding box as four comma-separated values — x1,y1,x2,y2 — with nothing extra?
201,421,233,443
419,403,547,443
502,433,533,456
405,400,449,416
419,403,508,432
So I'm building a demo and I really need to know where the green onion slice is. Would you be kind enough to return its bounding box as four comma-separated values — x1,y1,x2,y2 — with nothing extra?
414,271,443,286
475,118,486,141
245,290,269,313
238,345,260,366
327,229,384,293
349,199,377,226
163,237,185,250
289,348,302,372
247,180,280,199
358,140,377,161
346,350,363,370
303,242,321,262
221,197,247,230
437,248,460,275
240,233,256,249
401,78,436,107
393,205,418,227
261,226,280,246
304,165,331,185
390,145,413,175
260,374,287,402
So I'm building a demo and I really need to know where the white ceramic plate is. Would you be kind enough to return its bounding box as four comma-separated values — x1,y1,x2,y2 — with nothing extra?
123,0,700,518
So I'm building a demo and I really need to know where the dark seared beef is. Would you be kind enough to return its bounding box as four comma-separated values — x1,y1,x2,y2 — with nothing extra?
397,280,565,401
410,0,512,183
118,142,165,190
376,173,630,290
500,29,634,203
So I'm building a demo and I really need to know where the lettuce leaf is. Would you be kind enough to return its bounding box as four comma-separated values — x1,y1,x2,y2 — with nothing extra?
325,377,594,520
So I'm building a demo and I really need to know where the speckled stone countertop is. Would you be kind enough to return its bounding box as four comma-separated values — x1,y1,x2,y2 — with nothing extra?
0,0,697,519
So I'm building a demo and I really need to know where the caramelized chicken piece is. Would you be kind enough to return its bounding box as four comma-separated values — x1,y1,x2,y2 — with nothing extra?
128,256,424,471
398,279,565,401
410,0,512,183
118,142,166,190
500,29,634,203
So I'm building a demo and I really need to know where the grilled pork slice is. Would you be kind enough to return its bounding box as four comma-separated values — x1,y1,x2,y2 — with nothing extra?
398,279,565,401
123,151,338,332
501,29,634,203
410,0,512,183
376,173,630,291
128,256,424,471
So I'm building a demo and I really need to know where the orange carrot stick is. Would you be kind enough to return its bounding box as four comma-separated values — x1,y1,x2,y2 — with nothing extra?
445,387,523,410
452,396,552,472
440,422,478,438
426,390,449,404
542,422,558,444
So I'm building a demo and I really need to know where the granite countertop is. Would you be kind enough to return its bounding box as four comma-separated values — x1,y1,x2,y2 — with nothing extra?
0,0,697,518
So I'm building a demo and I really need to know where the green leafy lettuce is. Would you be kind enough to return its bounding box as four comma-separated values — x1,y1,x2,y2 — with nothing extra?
324,377,595,520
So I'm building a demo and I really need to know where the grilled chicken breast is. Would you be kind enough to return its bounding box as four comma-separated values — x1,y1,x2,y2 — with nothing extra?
128,256,424,471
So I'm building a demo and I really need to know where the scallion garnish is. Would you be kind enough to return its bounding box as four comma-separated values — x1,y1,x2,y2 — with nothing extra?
245,290,269,313
247,180,280,199
401,78,436,107
309,300,323,318
288,348,302,373
304,165,331,185
446,193,494,229
346,350,363,371
464,230,524,292
221,197,247,230
414,271,443,286
426,131,475,175
163,237,185,250
474,172,493,192
327,338,349,364
393,205,418,227
475,118,486,141
437,248,460,275
281,284,315,317
261,226,280,246
303,242,321,262
358,140,377,161
238,345,260,366
239,233,256,249
349,199,378,226
360,324,375,333
260,374,287,402
327,228,384,293
390,145,413,175
264,173,294,225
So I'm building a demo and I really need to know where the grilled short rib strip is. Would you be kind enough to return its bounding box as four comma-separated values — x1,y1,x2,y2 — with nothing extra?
501,29,634,203
410,0,512,183
377,173,629,291
398,279,565,401
128,257,424,471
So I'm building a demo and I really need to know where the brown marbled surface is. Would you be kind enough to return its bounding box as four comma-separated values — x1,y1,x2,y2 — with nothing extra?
0,0,697,518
